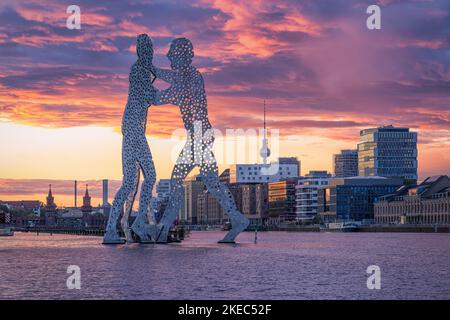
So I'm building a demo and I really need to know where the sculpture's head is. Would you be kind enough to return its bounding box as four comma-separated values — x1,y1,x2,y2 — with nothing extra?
167,37,194,70
136,34,153,67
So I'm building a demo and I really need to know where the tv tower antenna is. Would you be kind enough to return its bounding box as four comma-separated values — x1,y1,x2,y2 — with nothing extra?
260,100,270,164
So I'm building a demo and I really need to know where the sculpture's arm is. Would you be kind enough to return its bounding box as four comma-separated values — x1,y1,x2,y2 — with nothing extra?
154,67,176,84
153,87,175,106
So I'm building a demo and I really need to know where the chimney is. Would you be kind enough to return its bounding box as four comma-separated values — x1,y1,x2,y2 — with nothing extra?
102,179,108,207
74,180,77,208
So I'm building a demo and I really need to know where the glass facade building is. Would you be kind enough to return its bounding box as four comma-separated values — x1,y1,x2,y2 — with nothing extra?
268,178,299,222
317,177,403,222
295,171,332,218
333,149,358,177
358,125,417,184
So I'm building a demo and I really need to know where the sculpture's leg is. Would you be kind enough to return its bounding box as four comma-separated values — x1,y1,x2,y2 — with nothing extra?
103,141,136,244
131,140,157,243
200,138,249,243
156,138,195,243
121,163,140,243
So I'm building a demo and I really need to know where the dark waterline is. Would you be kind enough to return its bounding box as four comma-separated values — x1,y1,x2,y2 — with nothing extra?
1,231,449,300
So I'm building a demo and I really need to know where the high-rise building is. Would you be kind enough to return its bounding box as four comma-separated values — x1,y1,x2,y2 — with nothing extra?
102,179,109,207
156,179,172,198
254,183,269,225
295,171,332,219
317,176,403,222
197,191,224,225
228,183,243,214
333,150,358,177
241,184,256,217
240,183,269,226
358,125,418,184
279,157,301,177
181,176,205,224
268,178,299,224
155,179,173,222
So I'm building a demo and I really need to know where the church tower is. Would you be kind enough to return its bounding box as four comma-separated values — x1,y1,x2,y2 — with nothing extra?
81,184,93,214
45,184,57,226
81,184,93,228
45,184,57,212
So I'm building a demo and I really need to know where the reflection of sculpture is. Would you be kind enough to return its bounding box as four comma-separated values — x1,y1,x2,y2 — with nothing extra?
103,34,157,244
153,38,249,243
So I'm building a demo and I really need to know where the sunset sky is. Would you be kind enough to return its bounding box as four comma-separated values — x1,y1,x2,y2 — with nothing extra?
0,0,449,206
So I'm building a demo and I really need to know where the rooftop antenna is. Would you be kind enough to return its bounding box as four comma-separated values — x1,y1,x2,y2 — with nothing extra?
264,99,266,138
259,99,270,164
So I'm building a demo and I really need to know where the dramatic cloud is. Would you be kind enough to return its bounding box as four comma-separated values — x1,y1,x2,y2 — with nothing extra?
0,0,449,187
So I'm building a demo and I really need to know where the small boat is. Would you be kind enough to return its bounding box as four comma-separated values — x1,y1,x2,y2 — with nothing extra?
322,222,360,232
342,223,359,232
0,227,14,237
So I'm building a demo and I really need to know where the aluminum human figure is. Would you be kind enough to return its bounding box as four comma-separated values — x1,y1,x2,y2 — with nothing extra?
103,34,157,244
153,38,249,243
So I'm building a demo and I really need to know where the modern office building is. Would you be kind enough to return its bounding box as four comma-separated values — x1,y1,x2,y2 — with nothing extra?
375,175,450,225
358,125,418,184
295,171,332,218
241,184,256,218
317,176,403,222
155,179,174,222
279,157,301,177
239,183,268,226
156,179,172,198
181,176,205,224
333,149,358,177
228,182,243,213
254,183,269,225
268,178,299,224
197,191,224,225
229,157,300,184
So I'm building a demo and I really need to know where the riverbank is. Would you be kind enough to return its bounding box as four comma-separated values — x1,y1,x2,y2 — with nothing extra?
254,224,450,233
358,225,450,233
7,224,450,236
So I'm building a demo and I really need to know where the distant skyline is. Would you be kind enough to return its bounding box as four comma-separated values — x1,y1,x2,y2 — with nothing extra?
1,0,449,205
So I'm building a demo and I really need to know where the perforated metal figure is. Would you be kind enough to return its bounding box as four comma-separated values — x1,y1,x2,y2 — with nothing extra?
103,34,157,244
153,38,249,243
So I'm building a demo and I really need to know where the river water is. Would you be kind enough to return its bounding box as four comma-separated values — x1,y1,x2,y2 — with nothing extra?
0,231,449,299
